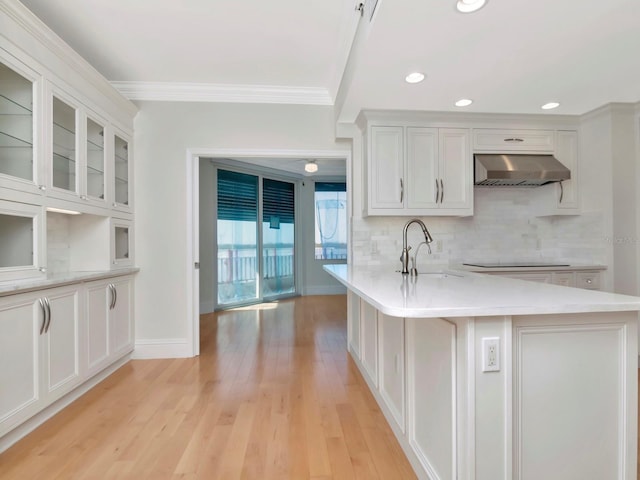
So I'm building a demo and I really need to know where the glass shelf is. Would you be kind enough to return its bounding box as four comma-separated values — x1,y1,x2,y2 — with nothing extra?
0,93,32,115
0,130,33,148
87,164,105,176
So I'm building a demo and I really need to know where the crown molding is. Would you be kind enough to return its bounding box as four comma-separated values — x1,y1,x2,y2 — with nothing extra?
111,81,334,106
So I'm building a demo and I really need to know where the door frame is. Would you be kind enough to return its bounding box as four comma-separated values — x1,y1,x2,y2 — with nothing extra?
186,148,352,357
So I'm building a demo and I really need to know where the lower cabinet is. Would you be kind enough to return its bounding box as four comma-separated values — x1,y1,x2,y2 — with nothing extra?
0,284,81,438
360,299,378,387
378,313,405,432
0,274,134,440
86,276,134,377
347,290,361,357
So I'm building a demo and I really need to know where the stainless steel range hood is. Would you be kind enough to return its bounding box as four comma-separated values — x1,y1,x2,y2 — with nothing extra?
474,154,571,187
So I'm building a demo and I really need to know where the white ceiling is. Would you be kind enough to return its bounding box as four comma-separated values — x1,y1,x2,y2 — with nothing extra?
19,0,640,124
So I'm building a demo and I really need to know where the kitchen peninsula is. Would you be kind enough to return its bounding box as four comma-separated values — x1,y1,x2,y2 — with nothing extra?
325,264,639,480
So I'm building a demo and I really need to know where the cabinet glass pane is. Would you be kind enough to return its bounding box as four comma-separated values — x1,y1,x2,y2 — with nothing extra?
115,226,129,260
0,62,34,181
114,135,128,205
86,118,104,199
52,96,76,192
0,213,33,268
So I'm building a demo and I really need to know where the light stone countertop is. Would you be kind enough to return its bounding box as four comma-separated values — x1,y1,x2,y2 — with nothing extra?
0,268,139,297
454,263,607,273
324,264,640,318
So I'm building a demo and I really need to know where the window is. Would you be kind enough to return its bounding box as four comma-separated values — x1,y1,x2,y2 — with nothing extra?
314,182,347,260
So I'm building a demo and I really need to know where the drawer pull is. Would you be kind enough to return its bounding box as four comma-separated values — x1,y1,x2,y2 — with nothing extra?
586,278,593,284
504,138,524,142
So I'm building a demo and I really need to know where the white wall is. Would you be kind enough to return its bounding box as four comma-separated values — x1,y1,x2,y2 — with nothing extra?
134,102,350,347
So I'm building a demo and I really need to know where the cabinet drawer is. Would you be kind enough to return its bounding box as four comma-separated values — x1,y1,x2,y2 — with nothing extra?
473,129,555,152
576,272,601,290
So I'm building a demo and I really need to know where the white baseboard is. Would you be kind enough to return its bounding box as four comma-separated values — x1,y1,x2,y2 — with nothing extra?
133,338,193,359
302,285,347,296
0,355,130,454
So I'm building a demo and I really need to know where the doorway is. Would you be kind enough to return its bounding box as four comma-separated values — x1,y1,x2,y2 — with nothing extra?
187,148,352,357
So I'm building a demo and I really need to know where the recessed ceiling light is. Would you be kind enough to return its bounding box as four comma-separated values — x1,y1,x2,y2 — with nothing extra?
455,98,473,107
541,102,560,110
405,72,425,84
304,160,318,173
456,0,487,13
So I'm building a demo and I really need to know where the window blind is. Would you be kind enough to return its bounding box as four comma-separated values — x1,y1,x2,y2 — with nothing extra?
315,182,346,192
263,178,294,224
217,169,258,222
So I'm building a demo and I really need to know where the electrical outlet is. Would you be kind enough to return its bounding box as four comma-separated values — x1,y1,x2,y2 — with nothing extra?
482,337,500,372
435,239,443,253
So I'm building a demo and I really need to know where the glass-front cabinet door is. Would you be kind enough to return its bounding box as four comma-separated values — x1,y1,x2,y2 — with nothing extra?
84,115,105,203
50,93,78,197
0,199,44,281
0,54,42,196
113,132,130,211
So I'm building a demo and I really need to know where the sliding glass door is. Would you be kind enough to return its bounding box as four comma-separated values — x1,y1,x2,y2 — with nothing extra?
216,168,296,308
262,179,295,298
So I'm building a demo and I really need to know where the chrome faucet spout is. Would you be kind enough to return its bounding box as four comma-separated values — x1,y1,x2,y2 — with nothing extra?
400,219,433,274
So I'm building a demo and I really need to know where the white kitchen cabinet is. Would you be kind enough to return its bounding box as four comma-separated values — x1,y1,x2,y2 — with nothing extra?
378,312,405,433
360,299,378,387
82,112,107,208
111,218,133,268
48,86,80,201
534,130,580,215
369,126,404,210
575,271,601,290
347,290,361,358
0,200,45,281
85,275,134,377
109,275,134,358
0,51,43,199
0,291,41,437
406,316,456,480
41,285,81,400
111,129,132,214
0,284,81,438
473,128,555,152
366,124,472,216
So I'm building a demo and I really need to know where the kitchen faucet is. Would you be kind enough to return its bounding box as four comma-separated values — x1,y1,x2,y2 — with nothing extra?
400,219,433,274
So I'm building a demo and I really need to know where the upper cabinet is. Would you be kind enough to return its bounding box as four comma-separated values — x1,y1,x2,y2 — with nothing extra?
0,55,42,197
533,130,579,215
0,48,134,218
365,124,472,216
473,129,555,152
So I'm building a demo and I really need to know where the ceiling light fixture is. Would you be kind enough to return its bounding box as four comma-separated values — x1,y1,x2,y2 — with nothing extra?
541,102,560,110
405,72,425,84
305,160,318,173
455,98,473,107
456,0,487,13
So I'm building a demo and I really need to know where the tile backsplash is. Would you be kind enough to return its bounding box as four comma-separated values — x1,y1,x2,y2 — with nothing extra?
352,188,606,268
47,212,71,274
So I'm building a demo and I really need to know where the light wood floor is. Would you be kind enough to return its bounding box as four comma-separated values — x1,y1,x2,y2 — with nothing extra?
0,295,416,479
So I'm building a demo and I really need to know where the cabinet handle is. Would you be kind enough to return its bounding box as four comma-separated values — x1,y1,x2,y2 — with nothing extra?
44,297,52,333
504,138,524,142
435,179,439,203
38,185,46,191
400,178,404,203
39,298,47,335
440,179,444,204
586,278,593,284
113,285,118,309
559,180,564,204
109,284,115,310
